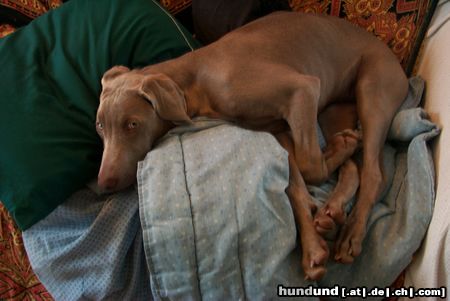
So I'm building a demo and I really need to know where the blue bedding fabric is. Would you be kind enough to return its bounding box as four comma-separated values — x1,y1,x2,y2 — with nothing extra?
23,77,440,300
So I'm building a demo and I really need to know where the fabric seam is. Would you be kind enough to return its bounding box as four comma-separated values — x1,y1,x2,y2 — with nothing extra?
178,134,203,300
137,163,163,301
233,182,247,300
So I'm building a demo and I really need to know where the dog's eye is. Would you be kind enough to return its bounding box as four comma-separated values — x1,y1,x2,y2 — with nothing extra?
127,121,138,130
96,122,104,130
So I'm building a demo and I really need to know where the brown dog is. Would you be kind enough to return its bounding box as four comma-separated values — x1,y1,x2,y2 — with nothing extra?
96,12,408,280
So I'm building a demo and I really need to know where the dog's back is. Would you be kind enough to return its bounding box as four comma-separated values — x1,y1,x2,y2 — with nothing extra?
212,12,389,65
193,12,399,107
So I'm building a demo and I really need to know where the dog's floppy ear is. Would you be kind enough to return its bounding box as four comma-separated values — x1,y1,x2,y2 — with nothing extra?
101,66,130,87
140,73,192,124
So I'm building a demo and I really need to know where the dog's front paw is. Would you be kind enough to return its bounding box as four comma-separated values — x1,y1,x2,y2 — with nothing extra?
334,210,367,264
324,129,361,160
314,202,346,240
338,128,362,142
300,227,330,280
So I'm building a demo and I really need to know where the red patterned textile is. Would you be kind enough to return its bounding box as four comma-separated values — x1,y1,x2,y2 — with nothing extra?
0,0,62,19
0,203,53,300
289,0,437,73
0,2,63,298
0,23,15,37
160,0,192,14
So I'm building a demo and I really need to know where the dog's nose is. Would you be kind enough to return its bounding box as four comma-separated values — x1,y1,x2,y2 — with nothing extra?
99,177,119,191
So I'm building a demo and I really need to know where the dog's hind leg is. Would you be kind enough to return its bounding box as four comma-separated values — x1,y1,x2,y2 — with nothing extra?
276,131,329,281
334,57,408,263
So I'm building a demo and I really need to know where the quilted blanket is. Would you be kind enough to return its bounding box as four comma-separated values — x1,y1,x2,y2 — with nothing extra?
23,78,439,300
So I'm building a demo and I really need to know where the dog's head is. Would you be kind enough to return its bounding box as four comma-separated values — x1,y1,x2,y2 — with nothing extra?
96,66,191,191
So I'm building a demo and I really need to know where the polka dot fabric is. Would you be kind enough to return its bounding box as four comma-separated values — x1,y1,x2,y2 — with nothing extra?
23,188,152,300
138,120,307,299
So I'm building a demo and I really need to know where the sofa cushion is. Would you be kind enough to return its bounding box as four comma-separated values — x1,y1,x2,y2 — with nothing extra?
405,0,450,288
192,0,291,44
0,0,198,230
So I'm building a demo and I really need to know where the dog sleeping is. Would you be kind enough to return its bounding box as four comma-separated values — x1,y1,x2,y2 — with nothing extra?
95,12,408,280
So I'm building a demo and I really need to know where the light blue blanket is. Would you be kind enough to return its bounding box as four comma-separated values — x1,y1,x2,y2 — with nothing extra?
23,77,439,300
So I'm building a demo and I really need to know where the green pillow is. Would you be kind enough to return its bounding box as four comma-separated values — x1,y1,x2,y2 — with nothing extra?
0,0,199,230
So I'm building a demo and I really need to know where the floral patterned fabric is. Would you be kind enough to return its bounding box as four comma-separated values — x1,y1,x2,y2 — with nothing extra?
160,0,191,14
0,203,52,300
0,23,14,37
0,0,63,19
0,0,192,21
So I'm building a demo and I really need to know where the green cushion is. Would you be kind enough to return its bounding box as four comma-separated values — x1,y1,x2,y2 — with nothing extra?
0,0,199,230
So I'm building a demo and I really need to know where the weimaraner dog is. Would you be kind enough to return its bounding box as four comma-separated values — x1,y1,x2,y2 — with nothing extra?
96,12,408,280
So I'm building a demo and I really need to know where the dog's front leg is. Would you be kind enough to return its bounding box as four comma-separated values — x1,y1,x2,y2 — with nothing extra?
314,158,360,240
276,132,329,281
284,76,328,185
314,104,362,240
